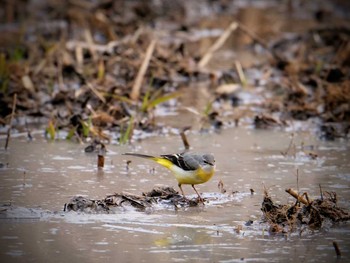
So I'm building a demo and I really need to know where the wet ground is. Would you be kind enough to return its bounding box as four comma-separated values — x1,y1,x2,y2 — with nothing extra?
1,126,349,262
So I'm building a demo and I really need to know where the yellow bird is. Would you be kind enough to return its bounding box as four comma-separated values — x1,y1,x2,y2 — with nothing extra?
123,152,216,201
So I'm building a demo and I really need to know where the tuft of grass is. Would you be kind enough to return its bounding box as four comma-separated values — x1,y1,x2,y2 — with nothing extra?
147,91,180,111
10,46,26,62
46,120,56,140
81,117,92,138
97,59,105,82
119,116,134,144
141,88,180,113
203,100,213,117
141,89,152,112
66,126,76,140
105,73,180,115
106,86,180,114
104,93,135,105
235,60,247,87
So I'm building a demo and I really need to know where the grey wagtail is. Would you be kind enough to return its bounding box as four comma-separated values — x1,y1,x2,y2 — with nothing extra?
123,152,216,201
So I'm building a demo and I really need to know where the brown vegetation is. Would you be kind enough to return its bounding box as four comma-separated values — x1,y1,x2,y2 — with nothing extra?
0,1,349,143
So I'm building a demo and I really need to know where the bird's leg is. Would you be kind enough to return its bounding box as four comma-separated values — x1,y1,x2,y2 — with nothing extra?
178,184,187,199
192,185,204,203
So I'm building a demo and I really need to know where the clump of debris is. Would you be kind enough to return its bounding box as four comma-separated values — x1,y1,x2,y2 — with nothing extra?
64,186,200,213
261,188,350,234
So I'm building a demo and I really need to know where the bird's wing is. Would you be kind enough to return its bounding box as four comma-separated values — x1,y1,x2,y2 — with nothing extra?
183,154,203,169
161,153,199,171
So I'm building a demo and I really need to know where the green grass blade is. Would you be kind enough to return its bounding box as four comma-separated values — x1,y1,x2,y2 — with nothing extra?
66,126,76,140
119,116,134,144
147,92,181,111
46,120,56,140
141,90,151,112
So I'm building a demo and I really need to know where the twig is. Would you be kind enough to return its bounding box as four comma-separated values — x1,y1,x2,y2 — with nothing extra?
263,183,268,197
198,21,238,68
66,30,141,54
218,179,226,194
300,192,310,204
131,39,156,101
238,23,285,63
180,126,191,150
97,144,106,169
75,44,83,69
319,184,323,200
285,188,309,205
86,82,106,103
238,23,270,50
126,160,131,172
333,241,341,257
86,103,97,115
5,93,17,150
67,40,119,53
25,119,33,141
296,169,299,194
281,133,294,157
235,60,247,86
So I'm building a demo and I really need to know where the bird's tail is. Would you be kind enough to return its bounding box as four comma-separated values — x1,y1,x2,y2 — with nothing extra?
123,153,173,169
123,153,156,160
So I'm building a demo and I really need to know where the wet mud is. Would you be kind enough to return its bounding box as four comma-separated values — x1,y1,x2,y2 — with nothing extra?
64,186,201,213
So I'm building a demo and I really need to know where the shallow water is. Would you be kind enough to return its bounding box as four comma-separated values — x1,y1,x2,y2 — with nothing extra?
0,127,349,262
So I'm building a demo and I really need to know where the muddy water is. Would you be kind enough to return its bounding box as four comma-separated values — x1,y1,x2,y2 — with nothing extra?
0,127,349,262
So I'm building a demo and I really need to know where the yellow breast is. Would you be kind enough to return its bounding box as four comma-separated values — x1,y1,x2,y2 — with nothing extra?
196,167,215,183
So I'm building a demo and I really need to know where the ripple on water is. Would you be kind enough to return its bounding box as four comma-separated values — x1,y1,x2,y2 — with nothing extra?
328,184,349,189
6,250,24,257
38,167,57,173
2,236,19,240
52,156,74,160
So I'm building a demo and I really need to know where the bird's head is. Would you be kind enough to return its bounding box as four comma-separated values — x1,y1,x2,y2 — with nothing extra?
202,154,215,170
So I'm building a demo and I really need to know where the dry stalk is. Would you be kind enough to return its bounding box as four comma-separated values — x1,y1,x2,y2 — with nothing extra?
333,241,341,257
235,60,247,86
285,188,309,205
180,126,191,150
281,133,295,157
238,22,284,62
131,39,157,101
86,82,106,103
198,21,238,68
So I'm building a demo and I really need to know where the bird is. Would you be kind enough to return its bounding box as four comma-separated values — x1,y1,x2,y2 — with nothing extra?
123,152,216,202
